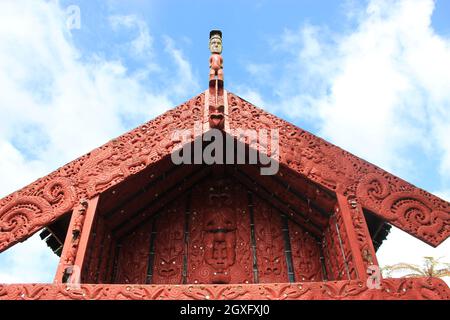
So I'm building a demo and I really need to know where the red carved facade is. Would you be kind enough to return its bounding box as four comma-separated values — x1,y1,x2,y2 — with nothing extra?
0,86,449,300
289,221,323,282
75,176,331,286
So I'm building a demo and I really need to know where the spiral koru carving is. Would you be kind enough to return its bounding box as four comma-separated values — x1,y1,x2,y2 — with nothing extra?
381,192,449,245
0,178,76,251
356,173,390,207
43,177,77,214
356,173,450,246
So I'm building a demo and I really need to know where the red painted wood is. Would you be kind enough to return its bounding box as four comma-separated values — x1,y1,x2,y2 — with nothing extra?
2,278,449,300
54,201,85,284
74,197,99,280
187,179,253,284
289,221,323,282
114,221,152,284
336,193,378,280
152,199,186,284
54,197,98,284
98,176,347,286
1,91,449,254
253,200,288,283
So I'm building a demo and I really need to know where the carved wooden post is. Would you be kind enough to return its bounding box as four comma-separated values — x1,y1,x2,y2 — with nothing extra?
54,196,99,284
335,193,378,281
207,30,225,130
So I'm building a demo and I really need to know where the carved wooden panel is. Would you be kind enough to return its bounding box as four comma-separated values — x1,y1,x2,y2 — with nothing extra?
77,177,379,286
334,212,358,280
81,216,104,283
80,215,115,284
322,214,356,281
187,179,253,284
97,231,113,284
322,224,339,281
252,200,288,283
114,221,152,284
356,173,450,246
288,221,323,282
152,199,186,284
335,194,378,279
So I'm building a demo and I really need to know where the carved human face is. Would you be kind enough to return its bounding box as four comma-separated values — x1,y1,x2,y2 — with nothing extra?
203,208,236,283
157,257,179,278
209,36,222,54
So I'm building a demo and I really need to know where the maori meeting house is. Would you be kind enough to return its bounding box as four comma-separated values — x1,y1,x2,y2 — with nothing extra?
0,30,449,300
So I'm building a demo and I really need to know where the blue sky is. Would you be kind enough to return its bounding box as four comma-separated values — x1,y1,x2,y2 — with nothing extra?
0,0,449,283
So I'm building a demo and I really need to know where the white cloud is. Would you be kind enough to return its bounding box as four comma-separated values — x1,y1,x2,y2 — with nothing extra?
109,14,153,58
163,36,201,98
0,0,198,282
245,63,274,85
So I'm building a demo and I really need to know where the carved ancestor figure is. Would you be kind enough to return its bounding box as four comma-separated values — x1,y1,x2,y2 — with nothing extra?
188,179,252,285
203,207,237,284
209,30,223,84
208,30,225,129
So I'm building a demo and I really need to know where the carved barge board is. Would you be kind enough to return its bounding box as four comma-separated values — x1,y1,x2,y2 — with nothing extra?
1,278,449,300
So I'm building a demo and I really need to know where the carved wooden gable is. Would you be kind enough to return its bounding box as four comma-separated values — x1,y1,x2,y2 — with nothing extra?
0,91,449,257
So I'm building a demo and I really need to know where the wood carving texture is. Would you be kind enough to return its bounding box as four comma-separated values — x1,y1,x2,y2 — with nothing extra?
1,278,449,300
227,93,450,246
1,90,449,256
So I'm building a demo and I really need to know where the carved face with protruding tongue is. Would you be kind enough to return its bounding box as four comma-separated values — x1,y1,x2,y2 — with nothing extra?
209,105,225,129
